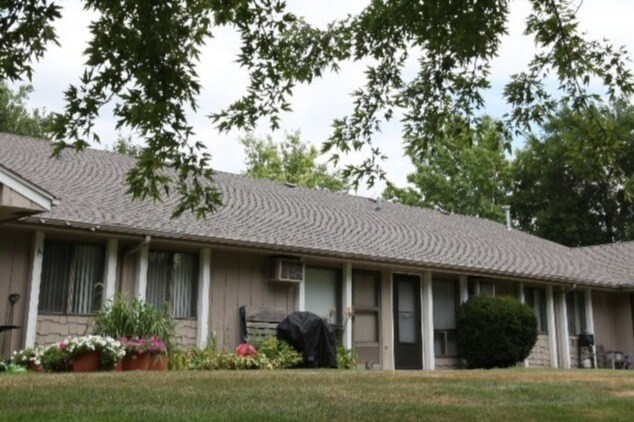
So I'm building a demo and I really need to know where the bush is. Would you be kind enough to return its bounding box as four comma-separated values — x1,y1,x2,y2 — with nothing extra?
93,296,175,351
40,345,71,372
169,336,302,370
456,296,538,369
336,346,356,369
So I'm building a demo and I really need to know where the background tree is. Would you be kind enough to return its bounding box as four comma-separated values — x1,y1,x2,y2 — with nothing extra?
241,132,348,192
384,116,512,223
110,135,141,158
0,81,53,138
511,101,634,246
1,1,632,217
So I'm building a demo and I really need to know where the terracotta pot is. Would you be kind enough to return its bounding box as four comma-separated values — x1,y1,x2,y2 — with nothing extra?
147,353,168,371
122,352,150,371
73,351,100,372
114,360,123,371
27,361,43,372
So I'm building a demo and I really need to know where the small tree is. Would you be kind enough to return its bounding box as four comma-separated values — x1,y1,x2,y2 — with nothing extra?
456,296,538,369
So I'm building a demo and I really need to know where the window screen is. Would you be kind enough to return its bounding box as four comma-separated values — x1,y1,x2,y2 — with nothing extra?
147,251,198,318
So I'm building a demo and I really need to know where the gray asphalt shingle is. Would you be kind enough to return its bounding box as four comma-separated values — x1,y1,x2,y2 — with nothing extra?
0,133,631,288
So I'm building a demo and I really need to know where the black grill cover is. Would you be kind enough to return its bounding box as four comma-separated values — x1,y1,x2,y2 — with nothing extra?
276,311,337,368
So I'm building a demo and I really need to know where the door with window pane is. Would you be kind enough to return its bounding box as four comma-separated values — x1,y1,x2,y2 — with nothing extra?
393,274,422,369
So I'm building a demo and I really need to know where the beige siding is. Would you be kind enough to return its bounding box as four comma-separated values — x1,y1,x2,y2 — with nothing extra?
436,357,461,369
36,314,93,345
209,251,296,351
0,229,32,358
593,291,634,356
0,185,45,212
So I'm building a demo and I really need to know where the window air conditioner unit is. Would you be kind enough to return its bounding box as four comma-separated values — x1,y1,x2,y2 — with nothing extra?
269,258,304,284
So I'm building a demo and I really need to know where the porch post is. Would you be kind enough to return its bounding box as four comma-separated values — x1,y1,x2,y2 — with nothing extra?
298,271,306,312
421,271,435,370
459,275,469,304
545,285,558,368
342,263,353,349
24,231,45,348
197,248,211,347
557,291,571,369
380,270,394,370
584,288,597,368
134,244,149,299
103,238,118,301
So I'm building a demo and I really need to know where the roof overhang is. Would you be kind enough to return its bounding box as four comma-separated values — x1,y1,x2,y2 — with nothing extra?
0,163,55,222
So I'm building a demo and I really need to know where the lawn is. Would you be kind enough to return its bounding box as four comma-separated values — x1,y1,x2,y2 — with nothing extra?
0,369,633,421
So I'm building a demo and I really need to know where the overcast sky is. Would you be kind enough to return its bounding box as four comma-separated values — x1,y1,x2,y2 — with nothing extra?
13,0,634,197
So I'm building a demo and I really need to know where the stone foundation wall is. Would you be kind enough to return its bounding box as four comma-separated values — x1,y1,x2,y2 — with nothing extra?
174,319,197,347
569,336,592,368
36,314,93,346
526,334,551,367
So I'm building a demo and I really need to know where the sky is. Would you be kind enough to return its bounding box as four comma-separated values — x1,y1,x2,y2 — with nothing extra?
12,0,634,198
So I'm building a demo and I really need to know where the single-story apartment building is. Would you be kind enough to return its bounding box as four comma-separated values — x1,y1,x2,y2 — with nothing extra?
1,133,633,369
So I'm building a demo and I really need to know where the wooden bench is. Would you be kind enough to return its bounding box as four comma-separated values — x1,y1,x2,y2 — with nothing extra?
239,306,288,343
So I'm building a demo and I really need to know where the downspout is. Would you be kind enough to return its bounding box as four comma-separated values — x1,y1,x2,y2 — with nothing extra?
124,235,151,258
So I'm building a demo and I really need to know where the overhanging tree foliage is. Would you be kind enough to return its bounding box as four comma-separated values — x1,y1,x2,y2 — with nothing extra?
1,0,632,217
241,132,348,192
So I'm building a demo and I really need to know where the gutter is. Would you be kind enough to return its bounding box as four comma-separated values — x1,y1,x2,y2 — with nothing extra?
10,217,631,291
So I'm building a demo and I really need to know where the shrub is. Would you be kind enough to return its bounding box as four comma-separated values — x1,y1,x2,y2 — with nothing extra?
169,336,302,370
93,296,175,350
336,346,356,370
40,344,71,372
456,296,538,369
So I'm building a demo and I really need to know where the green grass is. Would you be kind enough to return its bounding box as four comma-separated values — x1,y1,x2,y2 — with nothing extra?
1,369,633,421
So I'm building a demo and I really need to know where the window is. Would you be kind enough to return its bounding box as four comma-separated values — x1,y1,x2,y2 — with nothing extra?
525,287,548,333
39,241,105,314
305,267,341,324
147,251,198,318
433,280,458,357
352,271,380,345
468,279,495,297
566,291,586,335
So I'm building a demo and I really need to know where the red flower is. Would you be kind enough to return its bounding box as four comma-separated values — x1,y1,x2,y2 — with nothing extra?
236,343,257,357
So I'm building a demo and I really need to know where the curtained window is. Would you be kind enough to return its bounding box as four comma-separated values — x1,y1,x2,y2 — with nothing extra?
305,267,341,324
525,287,548,333
566,291,586,335
433,280,458,357
146,251,198,318
39,241,104,314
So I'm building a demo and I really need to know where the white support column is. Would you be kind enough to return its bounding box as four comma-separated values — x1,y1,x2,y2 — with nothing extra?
459,275,469,304
421,271,435,370
197,248,211,347
342,263,353,350
584,288,597,368
134,244,149,299
103,238,118,301
25,231,45,348
380,271,394,370
557,291,571,369
298,274,306,312
545,285,558,368
518,282,525,303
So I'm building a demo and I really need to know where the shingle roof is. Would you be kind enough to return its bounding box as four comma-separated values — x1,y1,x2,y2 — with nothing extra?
0,133,631,288
572,242,634,287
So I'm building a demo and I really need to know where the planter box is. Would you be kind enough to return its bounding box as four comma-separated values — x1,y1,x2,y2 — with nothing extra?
148,354,168,371
73,351,100,372
122,353,150,371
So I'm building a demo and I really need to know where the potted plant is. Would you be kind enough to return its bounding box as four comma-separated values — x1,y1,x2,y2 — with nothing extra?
12,346,45,372
146,337,168,371
40,344,71,372
63,335,126,372
120,337,151,370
